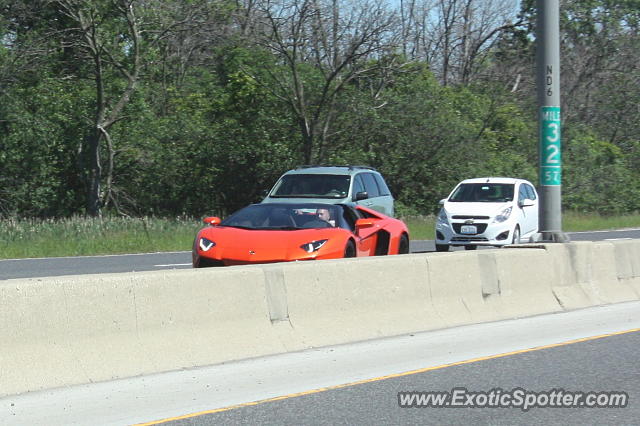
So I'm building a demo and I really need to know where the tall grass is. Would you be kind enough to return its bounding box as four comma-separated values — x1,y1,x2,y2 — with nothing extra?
399,211,640,240
562,211,640,232
0,216,202,259
402,216,436,240
1,211,639,259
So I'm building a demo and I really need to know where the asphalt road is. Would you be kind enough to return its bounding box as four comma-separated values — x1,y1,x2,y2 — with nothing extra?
1,229,639,280
2,301,638,425
172,329,640,426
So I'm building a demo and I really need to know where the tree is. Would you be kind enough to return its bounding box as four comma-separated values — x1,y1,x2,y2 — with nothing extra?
54,0,143,216
240,0,399,164
396,0,522,85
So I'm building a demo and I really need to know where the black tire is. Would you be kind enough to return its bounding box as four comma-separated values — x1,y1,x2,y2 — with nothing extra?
344,240,357,258
512,226,521,244
464,245,478,250
435,244,450,252
398,234,410,254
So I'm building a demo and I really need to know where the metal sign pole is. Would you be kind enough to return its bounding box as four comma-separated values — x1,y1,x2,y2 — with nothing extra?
536,0,569,243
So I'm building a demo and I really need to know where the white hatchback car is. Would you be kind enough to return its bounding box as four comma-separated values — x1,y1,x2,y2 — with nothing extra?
435,177,539,251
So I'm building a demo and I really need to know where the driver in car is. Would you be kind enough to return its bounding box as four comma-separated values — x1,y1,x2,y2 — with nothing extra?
317,207,336,227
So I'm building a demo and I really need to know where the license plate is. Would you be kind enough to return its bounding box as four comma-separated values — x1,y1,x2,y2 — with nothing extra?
460,225,477,234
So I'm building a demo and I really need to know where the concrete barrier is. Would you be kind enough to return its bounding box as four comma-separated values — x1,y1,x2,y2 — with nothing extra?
491,248,563,317
273,254,444,348
426,251,502,326
610,239,640,295
564,241,638,304
541,243,595,310
2,239,640,397
0,268,285,397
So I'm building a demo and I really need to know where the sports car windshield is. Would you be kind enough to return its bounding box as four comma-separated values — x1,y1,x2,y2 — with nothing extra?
221,204,344,230
449,183,514,202
270,174,350,198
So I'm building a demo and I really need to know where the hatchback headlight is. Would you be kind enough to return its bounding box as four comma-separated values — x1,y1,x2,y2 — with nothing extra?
300,239,328,253
199,237,216,251
494,207,512,223
437,208,448,223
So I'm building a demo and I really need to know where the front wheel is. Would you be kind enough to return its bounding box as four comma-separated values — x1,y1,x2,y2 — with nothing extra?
344,240,356,258
512,226,521,244
435,244,449,252
398,234,410,254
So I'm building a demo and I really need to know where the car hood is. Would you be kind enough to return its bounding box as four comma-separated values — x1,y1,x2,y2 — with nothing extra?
196,226,346,262
443,201,512,217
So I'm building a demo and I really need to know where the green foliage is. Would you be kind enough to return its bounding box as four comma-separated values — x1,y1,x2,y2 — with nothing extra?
0,78,89,216
563,128,639,214
99,47,300,217
327,66,539,215
1,0,639,222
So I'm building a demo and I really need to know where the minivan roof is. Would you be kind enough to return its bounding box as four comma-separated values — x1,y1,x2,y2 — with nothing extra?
285,165,379,175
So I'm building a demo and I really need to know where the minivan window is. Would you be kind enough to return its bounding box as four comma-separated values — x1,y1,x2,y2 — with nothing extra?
361,173,380,197
271,174,350,198
373,174,391,196
449,183,514,202
353,174,366,195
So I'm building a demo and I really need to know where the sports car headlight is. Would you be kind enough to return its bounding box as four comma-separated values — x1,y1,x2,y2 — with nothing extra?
199,237,216,251
493,207,512,223
437,208,448,223
300,239,328,253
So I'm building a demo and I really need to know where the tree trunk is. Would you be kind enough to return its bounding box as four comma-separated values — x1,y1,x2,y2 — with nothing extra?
300,117,314,164
86,130,102,216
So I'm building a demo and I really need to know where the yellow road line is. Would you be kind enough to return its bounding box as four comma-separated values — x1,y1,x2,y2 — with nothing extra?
136,327,640,425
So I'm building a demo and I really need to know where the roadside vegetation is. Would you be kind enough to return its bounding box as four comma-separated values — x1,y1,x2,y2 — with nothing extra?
2,212,639,259
561,211,640,233
0,216,201,259
406,211,640,240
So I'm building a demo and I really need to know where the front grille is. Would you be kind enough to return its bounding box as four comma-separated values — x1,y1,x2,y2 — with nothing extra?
452,215,490,220
452,223,488,234
452,236,489,242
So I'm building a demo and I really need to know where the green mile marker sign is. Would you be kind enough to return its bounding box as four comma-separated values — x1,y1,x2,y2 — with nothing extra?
540,106,561,186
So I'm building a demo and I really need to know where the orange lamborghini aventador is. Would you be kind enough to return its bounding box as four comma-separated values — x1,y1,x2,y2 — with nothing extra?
192,203,410,267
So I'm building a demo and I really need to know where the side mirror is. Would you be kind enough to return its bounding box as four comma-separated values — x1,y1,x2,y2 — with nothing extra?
355,218,376,230
519,199,535,208
260,189,269,198
203,216,221,226
438,198,446,206
354,191,369,201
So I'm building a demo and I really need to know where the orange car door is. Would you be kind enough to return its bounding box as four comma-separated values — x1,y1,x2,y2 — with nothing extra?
354,218,382,256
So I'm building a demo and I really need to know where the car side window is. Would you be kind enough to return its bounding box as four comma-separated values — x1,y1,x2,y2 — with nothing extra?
518,185,528,203
525,184,537,200
353,174,366,196
373,174,391,196
339,205,361,231
361,173,380,197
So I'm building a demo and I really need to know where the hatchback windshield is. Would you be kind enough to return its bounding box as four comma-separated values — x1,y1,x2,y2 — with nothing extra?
270,174,350,198
222,203,344,230
449,183,514,202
